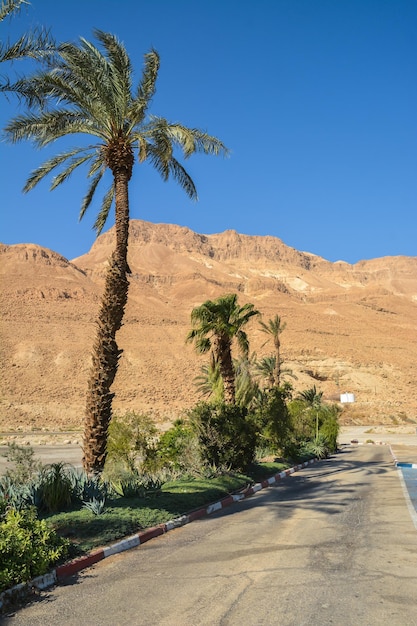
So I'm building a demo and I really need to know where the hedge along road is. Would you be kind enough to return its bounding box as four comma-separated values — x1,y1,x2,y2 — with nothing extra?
1,426,416,475
4,446,417,626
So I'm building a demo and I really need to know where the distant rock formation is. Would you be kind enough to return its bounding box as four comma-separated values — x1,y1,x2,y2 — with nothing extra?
1,220,416,430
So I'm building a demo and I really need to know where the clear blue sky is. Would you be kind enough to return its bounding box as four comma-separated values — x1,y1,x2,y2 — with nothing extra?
1,0,416,264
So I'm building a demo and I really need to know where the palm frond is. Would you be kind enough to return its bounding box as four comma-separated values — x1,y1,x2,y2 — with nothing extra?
0,75,44,104
57,39,115,125
79,169,104,221
168,157,197,199
93,30,132,122
0,28,55,63
22,147,89,192
20,71,110,131
136,135,147,162
4,110,102,147
93,183,114,234
50,153,93,190
236,330,250,357
162,121,229,158
145,141,172,181
129,49,159,126
0,0,27,22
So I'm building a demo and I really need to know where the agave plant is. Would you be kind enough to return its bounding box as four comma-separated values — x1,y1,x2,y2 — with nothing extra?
302,434,330,460
82,496,106,516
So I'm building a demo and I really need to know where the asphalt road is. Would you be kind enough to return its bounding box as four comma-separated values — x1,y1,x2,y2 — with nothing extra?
3,445,417,626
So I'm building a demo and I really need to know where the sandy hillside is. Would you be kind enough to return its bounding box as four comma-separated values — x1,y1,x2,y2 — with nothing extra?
1,220,416,432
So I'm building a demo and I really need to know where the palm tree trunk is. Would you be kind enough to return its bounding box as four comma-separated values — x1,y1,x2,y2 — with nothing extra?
274,338,281,387
218,340,236,404
83,170,130,473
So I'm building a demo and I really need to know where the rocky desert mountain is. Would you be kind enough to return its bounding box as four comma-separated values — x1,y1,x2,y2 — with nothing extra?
1,219,416,432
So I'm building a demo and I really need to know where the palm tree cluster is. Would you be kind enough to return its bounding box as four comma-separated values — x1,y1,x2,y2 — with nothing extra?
187,294,340,463
188,295,295,407
3,27,228,473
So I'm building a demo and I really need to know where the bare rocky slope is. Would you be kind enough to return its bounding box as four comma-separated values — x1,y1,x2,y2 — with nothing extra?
1,220,416,432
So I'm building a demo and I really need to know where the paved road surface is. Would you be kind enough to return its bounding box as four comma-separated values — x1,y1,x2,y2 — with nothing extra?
3,445,417,626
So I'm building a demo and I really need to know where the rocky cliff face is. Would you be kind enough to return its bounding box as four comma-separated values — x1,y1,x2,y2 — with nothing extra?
1,220,416,431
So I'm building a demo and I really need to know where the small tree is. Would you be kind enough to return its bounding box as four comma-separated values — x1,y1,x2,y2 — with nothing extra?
105,411,157,473
292,386,340,452
297,386,323,438
259,315,287,386
318,404,340,452
255,355,296,389
255,385,293,456
156,419,200,473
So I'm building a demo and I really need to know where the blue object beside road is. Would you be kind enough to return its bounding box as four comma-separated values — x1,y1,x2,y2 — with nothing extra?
399,467,417,520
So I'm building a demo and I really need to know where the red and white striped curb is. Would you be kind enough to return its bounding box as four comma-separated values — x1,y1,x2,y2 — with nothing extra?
55,458,317,580
0,457,319,608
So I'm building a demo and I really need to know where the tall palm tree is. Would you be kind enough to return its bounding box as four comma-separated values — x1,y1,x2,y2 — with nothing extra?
4,30,228,473
259,315,287,386
1,0,55,97
186,294,259,404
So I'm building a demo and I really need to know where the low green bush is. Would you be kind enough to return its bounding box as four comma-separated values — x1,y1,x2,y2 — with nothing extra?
319,407,340,452
156,419,200,473
1,442,43,485
189,402,257,470
0,507,69,593
37,463,73,513
254,386,293,456
106,411,157,473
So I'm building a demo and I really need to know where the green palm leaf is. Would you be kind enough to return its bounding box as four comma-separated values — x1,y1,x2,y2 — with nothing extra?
22,147,88,192
93,183,114,234
50,153,93,190
79,169,104,221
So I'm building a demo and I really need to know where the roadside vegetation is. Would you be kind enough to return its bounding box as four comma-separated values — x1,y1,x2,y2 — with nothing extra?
1,317,340,593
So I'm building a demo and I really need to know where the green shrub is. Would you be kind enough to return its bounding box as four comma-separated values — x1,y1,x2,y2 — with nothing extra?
36,463,73,513
156,419,200,473
189,402,257,470
1,442,43,485
110,473,147,498
68,468,108,504
0,507,69,593
0,475,32,511
254,387,293,456
106,411,157,472
82,497,106,516
301,434,330,459
288,399,316,442
319,406,340,453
